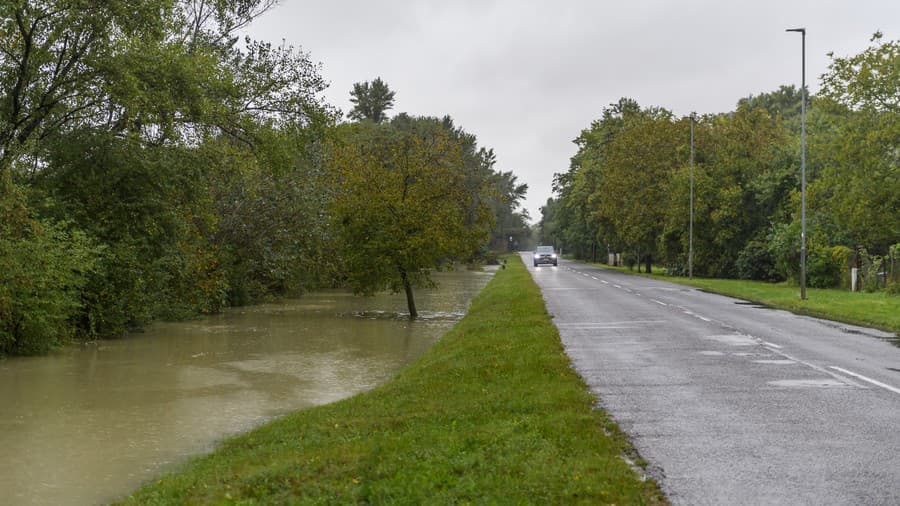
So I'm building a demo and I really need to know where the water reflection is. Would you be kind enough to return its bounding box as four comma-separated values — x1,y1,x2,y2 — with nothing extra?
0,269,494,506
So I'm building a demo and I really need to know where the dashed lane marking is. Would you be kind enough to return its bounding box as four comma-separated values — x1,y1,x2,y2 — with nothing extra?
652,299,668,306
829,367,900,396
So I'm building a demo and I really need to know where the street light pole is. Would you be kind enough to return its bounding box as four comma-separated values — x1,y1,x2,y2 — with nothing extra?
689,112,695,279
786,27,807,300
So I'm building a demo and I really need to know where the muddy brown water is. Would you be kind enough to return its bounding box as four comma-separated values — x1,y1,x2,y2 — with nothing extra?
0,269,494,505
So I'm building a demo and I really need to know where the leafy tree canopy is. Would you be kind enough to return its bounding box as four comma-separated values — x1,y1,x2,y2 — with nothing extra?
348,77,395,123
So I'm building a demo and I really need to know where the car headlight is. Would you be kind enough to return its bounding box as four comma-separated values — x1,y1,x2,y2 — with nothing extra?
551,254,557,258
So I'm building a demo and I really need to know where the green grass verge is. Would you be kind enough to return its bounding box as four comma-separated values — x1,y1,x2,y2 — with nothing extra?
593,263,899,336
117,256,667,505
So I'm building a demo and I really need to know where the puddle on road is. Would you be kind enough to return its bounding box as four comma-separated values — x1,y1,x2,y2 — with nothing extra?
733,300,773,310
705,334,758,346
768,379,855,389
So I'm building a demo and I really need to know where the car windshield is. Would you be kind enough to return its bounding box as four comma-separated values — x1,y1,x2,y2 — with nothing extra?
536,246,554,254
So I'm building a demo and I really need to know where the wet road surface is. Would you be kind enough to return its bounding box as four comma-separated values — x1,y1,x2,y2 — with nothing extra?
525,255,900,506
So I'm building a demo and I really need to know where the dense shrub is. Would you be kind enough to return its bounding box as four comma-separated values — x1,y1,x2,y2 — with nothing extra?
768,222,800,283
806,245,847,288
0,211,98,355
736,240,780,281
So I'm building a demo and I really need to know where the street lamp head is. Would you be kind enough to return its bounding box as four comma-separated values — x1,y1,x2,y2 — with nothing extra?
786,28,806,34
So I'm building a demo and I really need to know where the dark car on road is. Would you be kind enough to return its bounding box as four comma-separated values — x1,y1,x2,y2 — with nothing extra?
533,245,558,267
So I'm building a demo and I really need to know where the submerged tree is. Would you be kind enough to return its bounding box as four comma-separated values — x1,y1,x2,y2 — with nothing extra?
348,77,395,123
328,117,491,318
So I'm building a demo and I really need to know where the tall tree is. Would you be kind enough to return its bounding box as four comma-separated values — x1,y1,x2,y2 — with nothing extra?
810,32,900,253
348,77,395,123
327,117,490,318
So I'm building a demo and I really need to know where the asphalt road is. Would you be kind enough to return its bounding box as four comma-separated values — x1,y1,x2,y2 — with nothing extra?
523,255,900,506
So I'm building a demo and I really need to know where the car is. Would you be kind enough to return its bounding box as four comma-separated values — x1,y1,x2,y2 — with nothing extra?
533,245,558,267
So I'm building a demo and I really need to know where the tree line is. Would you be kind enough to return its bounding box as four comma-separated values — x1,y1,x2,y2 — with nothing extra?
0,1,528,355
540,32,898,293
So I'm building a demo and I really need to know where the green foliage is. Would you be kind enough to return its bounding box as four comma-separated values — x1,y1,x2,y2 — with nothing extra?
767,222,801,283
327,117,492,317
348,77,396,123
736,240,780,282
547,32,898,291
0,188,98,354
806,245,846,289
0,0,340,352
820,31,899,113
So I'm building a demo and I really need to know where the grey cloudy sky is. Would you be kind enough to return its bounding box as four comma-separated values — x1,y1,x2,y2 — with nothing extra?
245,1,899,222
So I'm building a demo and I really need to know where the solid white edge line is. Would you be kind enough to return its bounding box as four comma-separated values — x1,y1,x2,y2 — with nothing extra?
828,367,900,396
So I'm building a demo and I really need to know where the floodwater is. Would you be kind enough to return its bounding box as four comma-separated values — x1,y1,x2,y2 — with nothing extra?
0,268,494,506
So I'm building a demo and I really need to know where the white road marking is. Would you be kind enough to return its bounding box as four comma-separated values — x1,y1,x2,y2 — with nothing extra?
591,276,598,280
768,379,853,389
761,348,865,388
613,284,622,289
828,367,900,396
652,299,667,306
762,341,782,349
683,310,712,322
601,280,609,284
706,334,758,346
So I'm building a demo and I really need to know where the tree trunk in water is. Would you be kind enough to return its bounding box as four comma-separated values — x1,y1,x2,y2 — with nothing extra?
400,269,418,319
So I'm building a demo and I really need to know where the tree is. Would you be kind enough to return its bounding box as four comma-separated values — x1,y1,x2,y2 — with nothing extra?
327,117,491,318
596,108,680,272
811,32,900,253
820,31,899,114
348,77,395,123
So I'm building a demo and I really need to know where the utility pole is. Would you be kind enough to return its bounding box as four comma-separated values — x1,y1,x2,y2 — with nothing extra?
689,112,695,279
786,27,807,300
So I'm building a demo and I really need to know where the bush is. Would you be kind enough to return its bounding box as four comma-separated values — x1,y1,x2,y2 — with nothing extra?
768,222,800,283
0,218,98,355
806,245,848,288
737,240,780,281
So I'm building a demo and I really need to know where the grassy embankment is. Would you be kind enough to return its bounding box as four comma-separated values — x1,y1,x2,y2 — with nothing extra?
119,256,667,505
594,263,899,336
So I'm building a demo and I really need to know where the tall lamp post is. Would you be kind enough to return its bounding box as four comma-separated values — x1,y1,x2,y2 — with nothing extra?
786,27,807,300
689,112,695,279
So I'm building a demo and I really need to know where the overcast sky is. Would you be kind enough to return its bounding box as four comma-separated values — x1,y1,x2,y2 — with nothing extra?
244,1,898,222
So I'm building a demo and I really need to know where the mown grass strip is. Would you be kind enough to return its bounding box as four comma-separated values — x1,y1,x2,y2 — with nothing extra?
118,256,667,505
594,263,899,335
